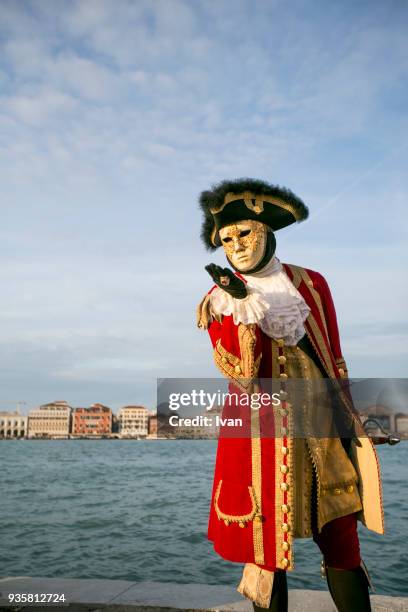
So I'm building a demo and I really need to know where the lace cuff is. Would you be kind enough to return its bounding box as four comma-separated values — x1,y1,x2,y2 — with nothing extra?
236,563,275,608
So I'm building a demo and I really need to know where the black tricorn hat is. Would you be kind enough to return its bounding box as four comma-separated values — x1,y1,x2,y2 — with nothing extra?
199,178,309,250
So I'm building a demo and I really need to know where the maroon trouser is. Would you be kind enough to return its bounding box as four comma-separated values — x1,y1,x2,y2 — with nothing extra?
310,468,361,569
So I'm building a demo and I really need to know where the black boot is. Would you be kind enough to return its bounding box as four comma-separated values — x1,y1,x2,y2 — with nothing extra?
252,570,288,612
325,565,371,612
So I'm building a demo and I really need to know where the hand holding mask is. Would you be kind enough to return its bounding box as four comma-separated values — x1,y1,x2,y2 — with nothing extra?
204,264,247,299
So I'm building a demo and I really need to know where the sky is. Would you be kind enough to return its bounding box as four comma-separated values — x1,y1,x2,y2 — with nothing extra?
1,0,407,414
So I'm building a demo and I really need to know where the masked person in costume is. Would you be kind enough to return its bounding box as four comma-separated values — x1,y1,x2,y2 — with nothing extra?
196,179,384,611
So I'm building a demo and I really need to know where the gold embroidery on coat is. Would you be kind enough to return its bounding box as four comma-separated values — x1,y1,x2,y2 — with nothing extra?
215,338,240,365
213,336,261,393
238,323,260,379
251,392,264,564
271,339,294,570
214,479,259,525
283,263,303,291
296,267,329,339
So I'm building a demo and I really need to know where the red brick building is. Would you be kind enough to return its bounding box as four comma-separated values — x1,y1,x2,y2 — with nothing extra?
72,403,112,436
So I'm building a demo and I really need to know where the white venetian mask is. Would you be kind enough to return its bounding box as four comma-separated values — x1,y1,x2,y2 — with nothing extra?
219,220,268,272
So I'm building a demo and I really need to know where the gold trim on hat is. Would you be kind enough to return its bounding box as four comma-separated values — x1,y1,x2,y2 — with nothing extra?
210,191,303,221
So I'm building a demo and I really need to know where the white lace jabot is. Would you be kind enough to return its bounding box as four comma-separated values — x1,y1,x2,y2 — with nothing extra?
209,256,311,346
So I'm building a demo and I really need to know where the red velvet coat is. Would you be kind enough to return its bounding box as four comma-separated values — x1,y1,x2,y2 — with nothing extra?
198,263,384,571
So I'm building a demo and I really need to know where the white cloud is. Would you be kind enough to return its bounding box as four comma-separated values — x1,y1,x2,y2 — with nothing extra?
50,54,122,101
3,89,78,125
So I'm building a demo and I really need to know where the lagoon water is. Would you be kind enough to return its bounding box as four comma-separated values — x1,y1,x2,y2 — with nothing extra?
0,440,406,597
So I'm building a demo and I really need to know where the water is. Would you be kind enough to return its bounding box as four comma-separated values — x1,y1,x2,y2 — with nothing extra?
0,440,406,596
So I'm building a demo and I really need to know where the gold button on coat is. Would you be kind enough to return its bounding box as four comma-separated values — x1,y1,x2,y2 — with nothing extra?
281,558,289,568
346,485,354,493
333,488,342,495
281,446,288,455
277,338,285,347
281,504,290,513
280,373,288,379
278,355,287,364
282,523,290,532
281,542,289,551
234,365,241,374
280,482,289,492
280,465,289,474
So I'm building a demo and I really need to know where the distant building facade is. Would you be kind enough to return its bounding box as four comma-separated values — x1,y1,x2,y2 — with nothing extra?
148,413,157,436
360,404,397,434
118,406,149,437
72,404,112,436
0,411,28,439
395,413,408,439
28,401,71,438
175,406,223,439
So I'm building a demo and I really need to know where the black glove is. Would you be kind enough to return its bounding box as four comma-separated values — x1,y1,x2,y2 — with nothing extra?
205,264,248,299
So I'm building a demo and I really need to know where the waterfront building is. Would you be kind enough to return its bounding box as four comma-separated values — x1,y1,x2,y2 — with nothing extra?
173,406,223,439
72,404,112,437
395,413,408,439
148,413,157,436
28,401,71,439
0,411,28,439
118,405,149,437
360,404,395,434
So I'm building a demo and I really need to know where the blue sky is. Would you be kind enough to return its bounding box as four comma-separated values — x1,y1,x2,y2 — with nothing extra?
1,0,407,413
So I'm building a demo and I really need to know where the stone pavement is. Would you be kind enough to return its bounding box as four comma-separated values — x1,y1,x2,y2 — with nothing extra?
0,577,406,611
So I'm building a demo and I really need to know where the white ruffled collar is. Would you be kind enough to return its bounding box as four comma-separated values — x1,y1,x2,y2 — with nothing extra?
210,256,311,345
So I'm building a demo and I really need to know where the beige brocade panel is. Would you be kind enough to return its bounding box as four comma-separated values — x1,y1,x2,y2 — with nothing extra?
283,344,314,538
292,436,314,537
279,342,363,537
